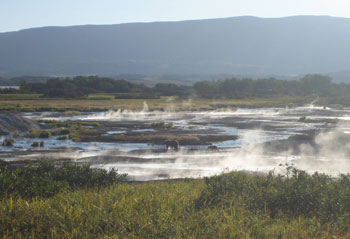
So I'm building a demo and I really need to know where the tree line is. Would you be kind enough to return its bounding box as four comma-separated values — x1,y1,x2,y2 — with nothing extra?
19,76,190,98
193,74,350,98
9,74,350,99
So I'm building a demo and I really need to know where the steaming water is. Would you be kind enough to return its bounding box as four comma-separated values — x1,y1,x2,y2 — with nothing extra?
6,105,350,180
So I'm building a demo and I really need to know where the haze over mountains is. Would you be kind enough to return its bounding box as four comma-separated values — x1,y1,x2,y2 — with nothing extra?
1,16,350,80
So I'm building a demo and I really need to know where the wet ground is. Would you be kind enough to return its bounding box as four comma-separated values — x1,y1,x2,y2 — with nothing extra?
1,105,350,180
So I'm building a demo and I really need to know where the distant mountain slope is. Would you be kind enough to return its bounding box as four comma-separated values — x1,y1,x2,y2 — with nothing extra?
1,16,350,77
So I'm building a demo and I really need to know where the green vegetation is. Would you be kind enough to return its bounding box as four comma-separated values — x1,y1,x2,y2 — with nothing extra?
193,74,344,98
2,74,350,113
38,131,51,138
31,142,39,147
26,129,52,138
30,141,44,147
31,119,234,144
24,121,101,142
149,121,174,129
12,131,20,138
196,167,349,224
56,135,68,140
2,138,14,146
14,74,350,102
68,128,95,142
83,134,236,145
114,92,160,99
39,120,101,128
37,119,229,144
0,161,126,199
67,125,98,142
0,94,314,113
0,93,42,100
0,166,348,238
20,76,154,98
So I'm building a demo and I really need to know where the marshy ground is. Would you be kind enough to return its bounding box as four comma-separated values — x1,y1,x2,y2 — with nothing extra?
1,104,350,180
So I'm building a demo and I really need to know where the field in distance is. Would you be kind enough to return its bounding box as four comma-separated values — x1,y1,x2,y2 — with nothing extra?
0,94,313,112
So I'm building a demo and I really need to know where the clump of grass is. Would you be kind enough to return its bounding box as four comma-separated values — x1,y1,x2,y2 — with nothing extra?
52,128,70,135
39,120,101,128
26,121,100,142
25,129,48,138
12,131,20,138
31,142,39,147
56,135,68,140
26,127,67,138
299,116,307,122
38,131,51,138
2,138,14,146
149,122,174,129
69,126,98,142
31,141,44,147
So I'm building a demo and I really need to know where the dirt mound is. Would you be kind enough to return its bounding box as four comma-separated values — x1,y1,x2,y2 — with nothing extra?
0,113,38,135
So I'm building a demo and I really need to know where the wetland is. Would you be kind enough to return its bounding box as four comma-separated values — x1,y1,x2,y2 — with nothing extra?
1,102,349,180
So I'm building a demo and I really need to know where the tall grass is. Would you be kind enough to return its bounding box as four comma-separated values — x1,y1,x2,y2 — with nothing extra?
0,166,349,238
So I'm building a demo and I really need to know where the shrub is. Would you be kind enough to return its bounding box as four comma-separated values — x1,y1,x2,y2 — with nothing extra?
2,138,14,146
196,168,350,224
0,161,126,198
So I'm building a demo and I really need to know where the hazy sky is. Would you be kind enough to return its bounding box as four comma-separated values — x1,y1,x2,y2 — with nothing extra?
1,0,350,32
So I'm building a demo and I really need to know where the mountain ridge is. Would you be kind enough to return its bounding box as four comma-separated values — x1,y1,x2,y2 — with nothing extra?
1,15,350,77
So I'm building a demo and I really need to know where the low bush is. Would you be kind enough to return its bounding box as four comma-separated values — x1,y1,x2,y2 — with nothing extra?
0,161,126,199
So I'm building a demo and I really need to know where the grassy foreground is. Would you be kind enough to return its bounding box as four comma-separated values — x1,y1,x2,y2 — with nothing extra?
0,163,349,239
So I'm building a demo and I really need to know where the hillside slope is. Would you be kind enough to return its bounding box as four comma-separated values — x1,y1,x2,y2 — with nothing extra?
1,16,350,76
